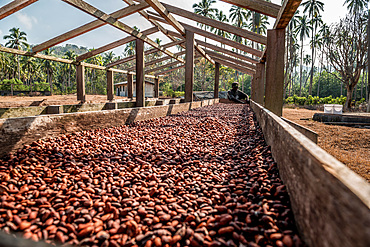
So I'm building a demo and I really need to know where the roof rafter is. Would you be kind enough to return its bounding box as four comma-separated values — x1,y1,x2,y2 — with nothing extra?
76,26,159,62
145,55,202,74
204,50,256,71
106,40,184,68
31,2,149,54
127,51,186,71
0,0,38,20
154,59,201,76
219,0,281,18
211,56,255,75
144,0,214,65
162,3,267,45
61,0,184,64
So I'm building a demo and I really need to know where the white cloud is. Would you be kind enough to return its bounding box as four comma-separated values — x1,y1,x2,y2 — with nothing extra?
15,12,38,30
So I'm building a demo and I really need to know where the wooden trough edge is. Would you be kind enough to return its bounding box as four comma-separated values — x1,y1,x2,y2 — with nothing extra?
250,100,370,247
0,99,219,158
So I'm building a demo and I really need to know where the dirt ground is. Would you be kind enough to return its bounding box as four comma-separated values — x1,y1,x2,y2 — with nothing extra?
283,108,370,182
0,95,130,108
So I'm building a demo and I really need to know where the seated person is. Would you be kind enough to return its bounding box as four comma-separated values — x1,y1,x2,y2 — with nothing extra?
227,82,250,104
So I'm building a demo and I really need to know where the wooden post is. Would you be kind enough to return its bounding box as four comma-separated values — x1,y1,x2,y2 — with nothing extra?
214,62,220,98
185,30,194,102
136,39,145,107
265,29,285,116
251,62,265,105
154,77,159,98
127,73,133,99
76,64,86,102
107,70,114,101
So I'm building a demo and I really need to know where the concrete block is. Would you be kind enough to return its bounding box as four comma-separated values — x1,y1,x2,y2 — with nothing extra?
104,102,117,110
46,105,63,114
155,100,165,106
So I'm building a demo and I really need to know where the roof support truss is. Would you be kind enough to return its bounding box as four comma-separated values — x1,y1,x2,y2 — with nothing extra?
0,0,38,20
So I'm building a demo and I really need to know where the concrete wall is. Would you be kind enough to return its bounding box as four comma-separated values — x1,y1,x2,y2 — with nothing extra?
0,99,219,157
250,101,370,247
0,106,47,118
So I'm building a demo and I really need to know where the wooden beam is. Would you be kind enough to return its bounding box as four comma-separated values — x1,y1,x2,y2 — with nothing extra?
154,59,201,76
219,0,281,18
204,50,256,71
106,40,184,67
214,62,220,99
0,0,38,20
154,78,159,98
196,39,259,64
162,3,267,45
136,39,145,107
145,60,183,74
144,0,214,64
127,73,133,99
274,0,302,29
127,51,186,71
251,62,265,105
265,29,285,116
76,26,159,61
107,70,114,101
185,30,194,103
62,0,184,64
76,64,86,102
31,3,149,53
211,57,255,76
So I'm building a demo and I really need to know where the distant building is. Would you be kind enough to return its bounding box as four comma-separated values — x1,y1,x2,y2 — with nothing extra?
115,80,155,98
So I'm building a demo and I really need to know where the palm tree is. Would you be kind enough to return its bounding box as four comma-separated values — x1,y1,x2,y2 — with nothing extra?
344,0,368,15
3,27,29,81
295,15,311,96
193,0,217,42
302,0,324,95
41,49,55,95
211,10,230,48
247,12,269,51
64,50,77,90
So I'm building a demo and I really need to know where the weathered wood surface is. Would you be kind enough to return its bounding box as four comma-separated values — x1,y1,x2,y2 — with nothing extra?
219,0,281,18
128,51,186,71
185,30,194,103
0,0,38,20
274,0,302,29
76,64,85,102
251,101,370,247
106,70,114,101
32,3,149,53
251,62,265,105
264,29,285,116
127,73,133,99
205,50,256,70
135,39,145,107
162,2,267,45
211,57,255,76
214,62,220,99
281,117,318,143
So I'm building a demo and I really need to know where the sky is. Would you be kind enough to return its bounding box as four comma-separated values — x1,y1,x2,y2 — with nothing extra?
0,0,349,57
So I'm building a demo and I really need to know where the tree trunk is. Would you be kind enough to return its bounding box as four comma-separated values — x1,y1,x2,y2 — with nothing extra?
300,39,303,96
345,85,354,111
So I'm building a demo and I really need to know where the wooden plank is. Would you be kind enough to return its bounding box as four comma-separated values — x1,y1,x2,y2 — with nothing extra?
0,0,38,20
250,101,370,247
144,1,214,64
214,62,220,99
211,57,255,75
106,40,184,67
162,3,267,45
62,0,184,64
127,73,133,99
185,30,194,103
135,39,145,107
145,60,182,74
251,62,265,105
107,70,114,101
219,0,281,18
144,0,185,34
274,0,302,29
196,39,259,64
154,59,201,76
264,29,285,116
204,50,256,71
76,26,159,61
154,78,159,98
32,3,149,53
76,64,85,102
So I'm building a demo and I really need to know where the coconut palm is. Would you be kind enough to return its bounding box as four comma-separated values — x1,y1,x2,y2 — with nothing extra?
295,15,311,96
41,49,56,95
344,0,368,15
302,0,324,95
193,0,217,36
3,27,29,81
64,50,77,90
211,10,230,47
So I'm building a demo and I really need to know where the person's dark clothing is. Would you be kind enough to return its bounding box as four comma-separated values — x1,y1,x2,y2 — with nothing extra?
227,89,250,104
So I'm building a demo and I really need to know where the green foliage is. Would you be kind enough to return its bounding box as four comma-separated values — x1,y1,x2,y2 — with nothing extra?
284,95,349,105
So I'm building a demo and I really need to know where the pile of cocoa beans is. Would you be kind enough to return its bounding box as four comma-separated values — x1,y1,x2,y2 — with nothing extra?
0,104,304,247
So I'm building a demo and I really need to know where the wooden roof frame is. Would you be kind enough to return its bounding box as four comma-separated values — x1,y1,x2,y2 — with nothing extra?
0,0,301,82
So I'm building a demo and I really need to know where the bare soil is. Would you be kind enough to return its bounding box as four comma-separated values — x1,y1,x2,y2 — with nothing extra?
283,108,370,182
0,95,130,108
